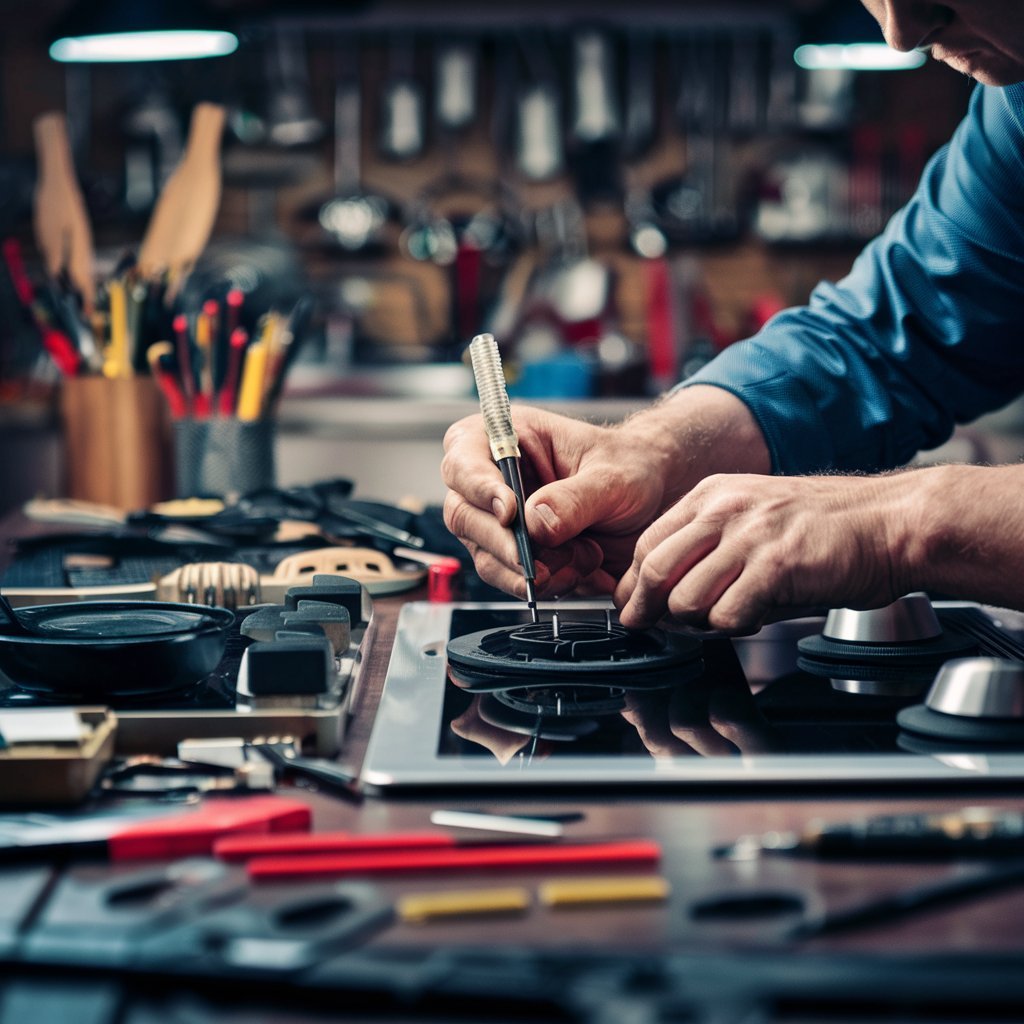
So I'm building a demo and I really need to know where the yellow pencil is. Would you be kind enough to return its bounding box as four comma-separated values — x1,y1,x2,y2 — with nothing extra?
195,307,214,399
102,279,132,379
235,338,269,421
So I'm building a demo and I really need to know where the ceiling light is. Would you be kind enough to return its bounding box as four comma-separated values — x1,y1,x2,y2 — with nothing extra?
794,43,926,71
794,3,926,73
49,0,237,63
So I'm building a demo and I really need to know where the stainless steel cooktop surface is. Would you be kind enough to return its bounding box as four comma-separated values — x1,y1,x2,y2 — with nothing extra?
362,599,1024,790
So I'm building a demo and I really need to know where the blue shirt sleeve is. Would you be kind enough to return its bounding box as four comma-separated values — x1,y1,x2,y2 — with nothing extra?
679,82,1024,475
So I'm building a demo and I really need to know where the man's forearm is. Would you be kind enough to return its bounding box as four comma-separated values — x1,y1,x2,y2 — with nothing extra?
614,384,772,510
901,463,1024,610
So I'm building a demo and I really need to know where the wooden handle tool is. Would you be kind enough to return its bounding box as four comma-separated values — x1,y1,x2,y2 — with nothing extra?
138,102,226,286
32,112,95,316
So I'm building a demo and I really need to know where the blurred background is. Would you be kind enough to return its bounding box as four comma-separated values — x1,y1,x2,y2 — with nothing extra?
0,0,981,511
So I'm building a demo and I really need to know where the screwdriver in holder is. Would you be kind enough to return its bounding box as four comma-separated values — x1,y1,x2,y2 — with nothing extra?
468,332,538,623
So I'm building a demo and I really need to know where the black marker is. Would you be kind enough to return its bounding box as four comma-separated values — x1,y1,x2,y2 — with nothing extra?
790,859,1024,941
717,807,1024,861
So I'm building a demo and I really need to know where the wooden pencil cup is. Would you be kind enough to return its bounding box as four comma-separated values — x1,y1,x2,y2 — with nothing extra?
59,376,173,510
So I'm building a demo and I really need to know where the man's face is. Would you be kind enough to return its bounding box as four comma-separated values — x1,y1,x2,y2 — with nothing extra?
861,1,1024,85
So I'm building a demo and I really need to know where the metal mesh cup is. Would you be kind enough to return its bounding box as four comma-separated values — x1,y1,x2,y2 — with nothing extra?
173,418,276,498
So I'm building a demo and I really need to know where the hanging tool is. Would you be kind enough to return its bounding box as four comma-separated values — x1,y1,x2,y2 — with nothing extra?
138,102,226,288
468,332,538,622
31,111,95,316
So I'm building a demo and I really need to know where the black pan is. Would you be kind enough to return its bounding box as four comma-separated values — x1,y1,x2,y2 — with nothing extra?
0,601,235,699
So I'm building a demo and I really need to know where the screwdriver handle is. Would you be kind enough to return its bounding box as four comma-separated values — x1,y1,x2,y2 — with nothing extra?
469,333,520,461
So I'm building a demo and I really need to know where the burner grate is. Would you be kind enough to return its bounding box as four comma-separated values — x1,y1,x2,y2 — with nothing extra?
494,616,659,663
445,615,704,692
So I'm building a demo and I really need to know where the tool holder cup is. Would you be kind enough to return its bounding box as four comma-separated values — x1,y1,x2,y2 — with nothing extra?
59,376,174,510
173,417,276,499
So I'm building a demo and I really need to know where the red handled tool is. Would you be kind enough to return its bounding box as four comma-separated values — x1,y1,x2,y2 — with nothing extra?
0,795,311,863
2,236,82,376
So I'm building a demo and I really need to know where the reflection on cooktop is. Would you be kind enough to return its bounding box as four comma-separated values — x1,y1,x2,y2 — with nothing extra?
436,606,1024,766
361,600,1024,789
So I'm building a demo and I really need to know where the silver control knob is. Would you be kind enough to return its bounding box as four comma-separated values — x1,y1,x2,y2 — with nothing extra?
925,657,1024,719
823,593,942,644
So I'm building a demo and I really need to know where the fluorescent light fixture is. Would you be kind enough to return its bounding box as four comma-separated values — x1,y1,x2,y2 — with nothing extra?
794,43,926,71
48,0,237,64
50,30,237,63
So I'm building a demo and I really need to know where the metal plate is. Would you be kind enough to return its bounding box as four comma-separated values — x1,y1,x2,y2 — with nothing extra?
361,600,1024,791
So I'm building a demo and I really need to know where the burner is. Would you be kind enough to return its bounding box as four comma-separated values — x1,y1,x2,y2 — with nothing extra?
445,614,703,691
797,593,977,687
898,657,1024,744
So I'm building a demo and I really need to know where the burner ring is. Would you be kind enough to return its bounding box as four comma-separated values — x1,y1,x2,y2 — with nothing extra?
795,655,938,686
896,703,1024,745
446,620,703,692
790,626,974,675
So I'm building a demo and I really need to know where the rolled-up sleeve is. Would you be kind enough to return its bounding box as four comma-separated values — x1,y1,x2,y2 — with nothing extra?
680,82,1024,475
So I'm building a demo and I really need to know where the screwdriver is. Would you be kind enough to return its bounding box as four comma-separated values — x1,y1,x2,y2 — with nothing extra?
715,807,1024,861
468,332,538,623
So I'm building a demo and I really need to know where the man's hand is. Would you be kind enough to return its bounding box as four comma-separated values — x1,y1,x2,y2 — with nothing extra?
615,471,917,633
441,386,772,602
442,406,669,599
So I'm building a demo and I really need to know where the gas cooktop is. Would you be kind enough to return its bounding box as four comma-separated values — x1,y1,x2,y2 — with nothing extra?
0,607,374,758
361,598,1024,790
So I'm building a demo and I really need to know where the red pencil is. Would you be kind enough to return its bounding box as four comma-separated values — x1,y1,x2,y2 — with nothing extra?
225,287,244,336
172,313,195,414
146,341,188,418
218,326,249,416
243,838,661,881
213,829,531,861
40,325,82,376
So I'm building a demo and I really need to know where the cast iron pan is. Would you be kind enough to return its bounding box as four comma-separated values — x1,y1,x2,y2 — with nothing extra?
0,601,235,698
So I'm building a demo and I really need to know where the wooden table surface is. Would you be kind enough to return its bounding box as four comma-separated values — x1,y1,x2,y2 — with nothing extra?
3,512,1024,972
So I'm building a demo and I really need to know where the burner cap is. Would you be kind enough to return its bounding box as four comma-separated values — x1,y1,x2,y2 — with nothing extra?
897,657,1024,744
822,593,942,643
797,594,977,673
446,619,703,691
926,657,1024,717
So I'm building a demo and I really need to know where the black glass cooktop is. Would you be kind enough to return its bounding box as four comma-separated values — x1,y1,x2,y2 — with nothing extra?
439,607,949,763
362,600,1024,789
